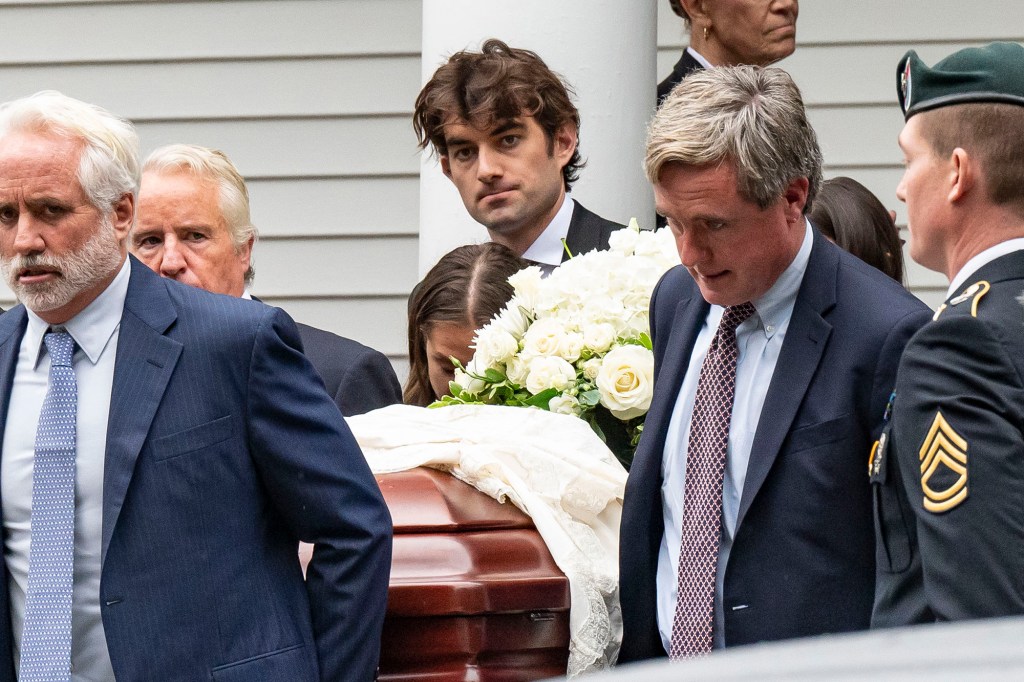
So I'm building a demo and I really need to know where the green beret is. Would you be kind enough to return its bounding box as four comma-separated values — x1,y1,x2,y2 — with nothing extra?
897,42,1024,119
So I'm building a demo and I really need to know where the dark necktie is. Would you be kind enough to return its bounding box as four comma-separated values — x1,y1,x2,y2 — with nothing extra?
21,330,77,682
670,302,756,659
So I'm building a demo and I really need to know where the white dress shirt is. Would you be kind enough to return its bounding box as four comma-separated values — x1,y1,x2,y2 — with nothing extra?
656,221,813,651
521,194,575,274
685,46,714,70
946,237,1024,298
2,257,129,680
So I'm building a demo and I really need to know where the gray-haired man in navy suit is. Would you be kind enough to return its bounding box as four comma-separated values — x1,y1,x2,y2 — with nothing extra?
131,143,402,417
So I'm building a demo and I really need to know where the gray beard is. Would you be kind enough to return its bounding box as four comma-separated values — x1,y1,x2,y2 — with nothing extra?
1,217,123,314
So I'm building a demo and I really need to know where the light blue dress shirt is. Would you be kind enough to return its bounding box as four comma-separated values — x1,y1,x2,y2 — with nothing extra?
656,221,813,651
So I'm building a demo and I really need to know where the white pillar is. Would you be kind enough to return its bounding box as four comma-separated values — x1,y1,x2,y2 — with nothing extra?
418,0,658,276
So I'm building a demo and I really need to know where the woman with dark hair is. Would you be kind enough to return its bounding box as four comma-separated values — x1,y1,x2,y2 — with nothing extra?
810,176,906,284
404,243,527,406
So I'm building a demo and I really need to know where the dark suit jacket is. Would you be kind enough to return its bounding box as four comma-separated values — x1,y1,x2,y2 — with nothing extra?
562,201,623,261
657,49,704,106
618,231,930,661
293,323,401,417
0,258,392,681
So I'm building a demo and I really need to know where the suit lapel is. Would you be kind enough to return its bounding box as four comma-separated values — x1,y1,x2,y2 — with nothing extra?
640,291,708,466
0,308,28,467
735,233,836,529
102,258,182,561
563,202,596,261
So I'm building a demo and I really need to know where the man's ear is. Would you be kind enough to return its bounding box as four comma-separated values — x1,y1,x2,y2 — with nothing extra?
948,148,974,203
240,234,255,263
553,123,578,168
112,192,135,242
440,155,453,179
782,176,810,223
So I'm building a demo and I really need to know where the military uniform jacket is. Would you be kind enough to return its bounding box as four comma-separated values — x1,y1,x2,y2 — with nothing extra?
873,250,1024,626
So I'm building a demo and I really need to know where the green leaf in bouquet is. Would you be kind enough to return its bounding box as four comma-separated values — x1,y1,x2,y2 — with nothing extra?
579,389,601,407
638,332,653,350
448,381,464,398
524,388,559,409
482,368,507,383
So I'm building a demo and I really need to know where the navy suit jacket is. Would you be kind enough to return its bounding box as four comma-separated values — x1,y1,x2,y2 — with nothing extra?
0,258,392,681
618,231,930,661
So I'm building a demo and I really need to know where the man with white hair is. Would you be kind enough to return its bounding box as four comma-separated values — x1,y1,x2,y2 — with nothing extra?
132,143,402,416
0,91,391,681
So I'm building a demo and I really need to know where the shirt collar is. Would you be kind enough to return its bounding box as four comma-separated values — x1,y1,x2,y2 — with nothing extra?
25,256,131,369
241,289,253,300
521,195,575,266
946,238,1024,298
686,47,715,70
749,219,814,339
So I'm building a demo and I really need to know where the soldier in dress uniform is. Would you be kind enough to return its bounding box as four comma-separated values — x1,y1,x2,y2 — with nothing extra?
872,42,1024,626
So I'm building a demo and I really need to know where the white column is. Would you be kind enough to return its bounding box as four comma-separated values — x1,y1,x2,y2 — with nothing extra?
418,0,658,276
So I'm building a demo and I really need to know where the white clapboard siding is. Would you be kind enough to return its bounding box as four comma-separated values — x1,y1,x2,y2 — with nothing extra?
0,0,423,381
658,1,1024,309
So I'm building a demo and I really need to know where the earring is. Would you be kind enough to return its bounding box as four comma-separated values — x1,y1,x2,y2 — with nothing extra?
703,25,710,41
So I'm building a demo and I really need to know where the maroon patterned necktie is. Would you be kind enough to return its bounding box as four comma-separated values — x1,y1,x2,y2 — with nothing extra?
670,302,756,659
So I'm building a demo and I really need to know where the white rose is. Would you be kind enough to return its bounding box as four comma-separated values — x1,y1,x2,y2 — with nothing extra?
473,323,519,366
582,322,617,353
582,357,603,381
596,344,655,420
556,332,584,363
506,355,530,386
522,317,567,357
453,367,486,396
548,394,582,416
525,356,577,395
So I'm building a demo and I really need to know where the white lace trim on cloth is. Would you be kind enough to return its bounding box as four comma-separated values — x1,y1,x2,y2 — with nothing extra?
347,403,627,677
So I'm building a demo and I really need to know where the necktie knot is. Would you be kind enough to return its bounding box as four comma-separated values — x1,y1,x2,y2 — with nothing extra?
44,331,74,368
720,303,756,336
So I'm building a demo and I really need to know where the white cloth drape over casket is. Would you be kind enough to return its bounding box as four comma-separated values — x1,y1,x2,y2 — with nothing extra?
347,403,626,676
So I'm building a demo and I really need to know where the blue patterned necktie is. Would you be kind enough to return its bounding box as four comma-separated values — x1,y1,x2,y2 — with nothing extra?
21,330,77,682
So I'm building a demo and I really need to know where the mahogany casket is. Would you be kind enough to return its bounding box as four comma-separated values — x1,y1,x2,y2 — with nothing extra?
377,467,570,681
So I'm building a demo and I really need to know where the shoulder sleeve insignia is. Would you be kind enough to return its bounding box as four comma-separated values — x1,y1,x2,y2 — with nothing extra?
948,280,991,317
918,410,968,513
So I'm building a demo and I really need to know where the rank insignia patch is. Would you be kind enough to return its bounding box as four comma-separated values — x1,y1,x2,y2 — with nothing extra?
919,411,968,512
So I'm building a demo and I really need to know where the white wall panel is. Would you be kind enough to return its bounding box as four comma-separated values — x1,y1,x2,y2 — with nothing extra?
251,237,418,298
0,57,421,118
0,0,421,62
136,117,419,177
248,177,418,237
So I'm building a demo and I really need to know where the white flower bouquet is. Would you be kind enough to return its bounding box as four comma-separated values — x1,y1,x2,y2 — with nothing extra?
434,220,679,468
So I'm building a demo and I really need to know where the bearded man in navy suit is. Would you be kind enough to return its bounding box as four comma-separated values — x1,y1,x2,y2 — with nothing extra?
618,66,931,663
0,92,390,680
